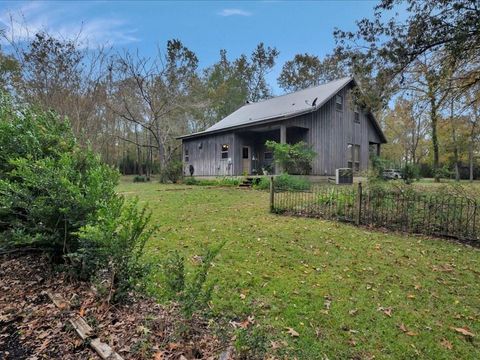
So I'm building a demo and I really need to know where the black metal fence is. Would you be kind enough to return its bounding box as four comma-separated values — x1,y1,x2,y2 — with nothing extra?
270,180,480,243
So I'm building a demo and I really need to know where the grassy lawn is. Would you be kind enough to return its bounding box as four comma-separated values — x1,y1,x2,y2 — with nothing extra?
118,177,479,359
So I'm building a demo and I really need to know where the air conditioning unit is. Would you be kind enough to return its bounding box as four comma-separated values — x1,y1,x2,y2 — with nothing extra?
335,168,353,184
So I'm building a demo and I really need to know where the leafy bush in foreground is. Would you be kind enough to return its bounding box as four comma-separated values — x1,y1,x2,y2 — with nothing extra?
74,197,157,302
0,95,155,301
163,242,224,317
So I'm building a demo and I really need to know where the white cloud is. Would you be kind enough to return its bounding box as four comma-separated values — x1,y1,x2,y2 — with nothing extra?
0,1,139,48
218,8,252,17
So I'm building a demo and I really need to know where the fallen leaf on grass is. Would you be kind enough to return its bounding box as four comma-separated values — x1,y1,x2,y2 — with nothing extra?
286,327,299,337
440,339,453,349
452,327,475,337
406,331,418,336
270,340,288,349
399,323,407,333
378,307,393,317
239,316,255,329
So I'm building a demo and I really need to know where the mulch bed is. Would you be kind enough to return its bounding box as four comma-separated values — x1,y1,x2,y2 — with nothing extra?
0,253,227,359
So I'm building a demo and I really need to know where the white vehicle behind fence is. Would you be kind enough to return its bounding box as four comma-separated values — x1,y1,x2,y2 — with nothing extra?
383,169,402,180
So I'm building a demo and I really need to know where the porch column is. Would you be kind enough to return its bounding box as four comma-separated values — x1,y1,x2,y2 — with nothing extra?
280,124,287,144
277,124,287,174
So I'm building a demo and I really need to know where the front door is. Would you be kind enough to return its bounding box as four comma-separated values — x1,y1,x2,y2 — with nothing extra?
242,146,251,175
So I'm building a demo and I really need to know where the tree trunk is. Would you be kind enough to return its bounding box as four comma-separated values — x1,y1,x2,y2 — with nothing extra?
469,141,474,182
450,101,460,182
431,103,440,182
134,124,142,176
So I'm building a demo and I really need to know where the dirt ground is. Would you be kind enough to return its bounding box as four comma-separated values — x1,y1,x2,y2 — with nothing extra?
0,253,227,360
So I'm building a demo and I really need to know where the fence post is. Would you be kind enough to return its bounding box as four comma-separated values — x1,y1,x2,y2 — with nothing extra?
270,176,275,213
356,182,363,225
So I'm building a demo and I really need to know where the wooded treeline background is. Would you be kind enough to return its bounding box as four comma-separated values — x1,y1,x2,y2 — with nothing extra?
1,0,479,181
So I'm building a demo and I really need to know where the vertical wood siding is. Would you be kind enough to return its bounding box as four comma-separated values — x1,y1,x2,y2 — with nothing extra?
182,133,235,176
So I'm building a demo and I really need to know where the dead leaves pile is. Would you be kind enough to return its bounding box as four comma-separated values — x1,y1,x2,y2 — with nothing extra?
0,254,223,359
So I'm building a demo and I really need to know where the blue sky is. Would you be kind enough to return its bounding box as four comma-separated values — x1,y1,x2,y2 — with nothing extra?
0,0,378,94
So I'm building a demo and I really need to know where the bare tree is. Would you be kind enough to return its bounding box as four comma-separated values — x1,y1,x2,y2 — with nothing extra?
109,40,198,173
3,31,111,155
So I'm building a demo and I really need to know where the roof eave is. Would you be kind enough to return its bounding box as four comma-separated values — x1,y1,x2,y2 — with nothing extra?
177,107,318,140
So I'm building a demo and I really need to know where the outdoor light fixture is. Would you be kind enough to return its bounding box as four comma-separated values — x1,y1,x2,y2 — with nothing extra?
252,155,258,175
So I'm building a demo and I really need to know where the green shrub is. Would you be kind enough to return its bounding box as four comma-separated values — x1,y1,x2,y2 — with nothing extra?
216,177,241,186
254,174,310,191
163,242,224,317
0,102,118,255
368,156,388,181
234,327,269,360
160,160,183,183
252,176,271,190
133,175,149,182
265,140,316,175
401,163,420,184
163,251,185,295
435,165,453,180
256,174,311,191
0,95,156,302
74,197,157,302
183,177,199,185
183,177,240,187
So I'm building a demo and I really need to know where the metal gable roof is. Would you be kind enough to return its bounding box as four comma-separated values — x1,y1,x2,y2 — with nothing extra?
178,76,386,143
206,76,352,132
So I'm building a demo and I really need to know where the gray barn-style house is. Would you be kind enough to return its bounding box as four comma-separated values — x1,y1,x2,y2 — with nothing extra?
178,77,387,177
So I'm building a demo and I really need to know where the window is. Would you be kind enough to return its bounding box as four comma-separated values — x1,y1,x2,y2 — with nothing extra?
184,148,189,162
242,147,249,159
353,145,360,171
221,144,229,159
346,144,353,169
354,109,360,123
336,94,343,111
264,151,273,160
347,144,360,171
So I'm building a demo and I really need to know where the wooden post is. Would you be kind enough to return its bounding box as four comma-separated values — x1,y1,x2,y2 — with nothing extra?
270,176,275,212
280,124,287,144
356,182,363,225
277,124,287,174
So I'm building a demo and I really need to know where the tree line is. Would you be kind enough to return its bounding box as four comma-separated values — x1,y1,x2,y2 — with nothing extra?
0,0,478,181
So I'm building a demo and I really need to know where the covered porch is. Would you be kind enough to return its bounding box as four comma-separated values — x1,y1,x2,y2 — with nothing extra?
234,124,309,175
